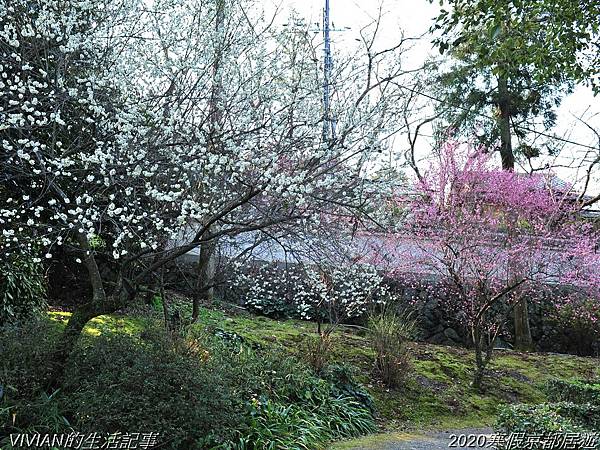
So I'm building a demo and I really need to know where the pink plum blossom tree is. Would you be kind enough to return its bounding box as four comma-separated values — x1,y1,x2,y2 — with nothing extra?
367,142,600,389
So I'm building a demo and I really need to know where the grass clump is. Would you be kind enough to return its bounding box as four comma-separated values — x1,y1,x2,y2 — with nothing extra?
368,311,415,388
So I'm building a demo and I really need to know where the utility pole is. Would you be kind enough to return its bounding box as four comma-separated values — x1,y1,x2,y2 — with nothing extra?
285,1,347,144
322,0,335,143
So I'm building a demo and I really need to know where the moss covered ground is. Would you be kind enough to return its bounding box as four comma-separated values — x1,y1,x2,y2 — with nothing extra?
47,302,600,436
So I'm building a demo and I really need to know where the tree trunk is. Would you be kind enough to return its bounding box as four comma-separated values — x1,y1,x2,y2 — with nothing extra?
498,74,532,350
192,234,216,321
497,74,514,171
513,297,533,351
47,293,127,390
47,233,132,389
472,326,485,391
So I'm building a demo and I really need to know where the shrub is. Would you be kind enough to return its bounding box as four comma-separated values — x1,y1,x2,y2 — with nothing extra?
61,329,241,448
236,264,300,319
321,364,375,412
496,403,600,449
550,298,600,356
368,310,415,388
0,253,46,326
496,379,600,449
0,319,58,399
1,318,376,449
545,379,600,406
496,403,584,434
0,320,71,446
551,402,600,430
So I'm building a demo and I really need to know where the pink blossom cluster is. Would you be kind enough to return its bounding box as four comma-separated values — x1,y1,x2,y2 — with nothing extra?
364,141,599,329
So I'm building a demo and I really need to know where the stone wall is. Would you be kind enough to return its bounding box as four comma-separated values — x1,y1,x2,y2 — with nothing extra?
391,282,599,356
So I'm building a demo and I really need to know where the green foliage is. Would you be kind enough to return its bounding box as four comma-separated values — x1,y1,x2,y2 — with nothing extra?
497,379,600,449
56,328,241,447
0,319,58,398
550,300,600,356
550,402,600,431
1,317,375,449
231,395,375,450
150,294,163,312
0,320,71,446
545,379,600,406
0,253,46,326
321,364,375,412
225,371,376,450
427,0,600,164
496,403,584,435
88,234,106,250
186,306,600,430
430,0,600,92
368,311,415,388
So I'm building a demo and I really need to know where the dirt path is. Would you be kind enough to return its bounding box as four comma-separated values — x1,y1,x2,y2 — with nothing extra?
332,428,495,450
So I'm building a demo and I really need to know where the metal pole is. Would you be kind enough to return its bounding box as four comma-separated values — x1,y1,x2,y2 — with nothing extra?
322,0,334,143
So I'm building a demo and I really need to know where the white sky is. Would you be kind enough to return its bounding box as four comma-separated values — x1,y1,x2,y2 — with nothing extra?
268,0,599,196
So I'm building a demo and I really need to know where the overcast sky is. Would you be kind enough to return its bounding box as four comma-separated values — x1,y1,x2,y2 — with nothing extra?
268,0,599,195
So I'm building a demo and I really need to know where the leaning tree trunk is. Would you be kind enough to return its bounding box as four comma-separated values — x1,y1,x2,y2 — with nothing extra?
48,294,127,389
497,73,532,351
47,234,132,389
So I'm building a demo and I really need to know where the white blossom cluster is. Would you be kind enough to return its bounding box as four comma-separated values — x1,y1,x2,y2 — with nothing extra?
238,263,387,322
1,0,407,291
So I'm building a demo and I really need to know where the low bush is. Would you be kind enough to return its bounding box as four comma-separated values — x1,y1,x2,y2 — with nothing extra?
321,364,375,412
497,378,600,449
368,310,415,388
496,403,585,434
552,402,600,430
0,319,59,399
496,401,600,449
545,378,600,406
0,320,71,446
62,330,241,448
1,318,376,449
0,253,46,326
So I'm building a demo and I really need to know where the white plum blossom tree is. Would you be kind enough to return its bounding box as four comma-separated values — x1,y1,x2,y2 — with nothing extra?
1,0,409,384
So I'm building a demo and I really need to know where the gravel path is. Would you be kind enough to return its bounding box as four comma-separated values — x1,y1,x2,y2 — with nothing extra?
380,428,494,450
336,428,495,450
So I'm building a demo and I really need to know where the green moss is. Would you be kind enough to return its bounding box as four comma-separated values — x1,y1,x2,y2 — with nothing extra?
331,432,421,449
47,311,148,337
44,306,600,434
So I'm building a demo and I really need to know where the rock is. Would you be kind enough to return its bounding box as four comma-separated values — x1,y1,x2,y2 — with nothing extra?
429,332,448,345
443,327,460,342
493,337,512,349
